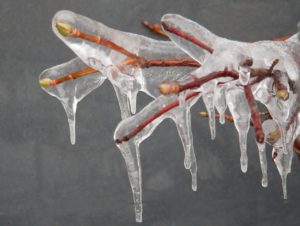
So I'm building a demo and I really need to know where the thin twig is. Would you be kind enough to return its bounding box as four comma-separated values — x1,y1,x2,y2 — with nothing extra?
142,21,168,37
115,92,200,144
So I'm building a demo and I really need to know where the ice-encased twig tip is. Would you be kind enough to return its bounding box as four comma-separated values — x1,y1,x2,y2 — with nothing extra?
159,82,180,95
39,78,53,89
56,22,74,37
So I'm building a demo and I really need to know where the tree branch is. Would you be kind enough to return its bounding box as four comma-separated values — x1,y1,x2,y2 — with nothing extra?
161,22,214,54
115,91,200,144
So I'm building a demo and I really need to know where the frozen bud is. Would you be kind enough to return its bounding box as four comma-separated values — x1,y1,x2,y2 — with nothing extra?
159,82,180,95
199,112,209,117
39,78,54,89
56,22,74,37
262,120,281,145
276,89,289,100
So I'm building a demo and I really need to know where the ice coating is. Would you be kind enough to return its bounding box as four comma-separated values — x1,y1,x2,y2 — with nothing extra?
161,14,222,64
226,87,251,173
52,10,196,113
49,11,200,222
214,85,227,124
160,14,300,198
39,10,300,222
114,93,200,222
39,57,106,144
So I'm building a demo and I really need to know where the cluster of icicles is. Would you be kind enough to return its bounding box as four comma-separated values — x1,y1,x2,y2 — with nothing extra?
39,10,300,222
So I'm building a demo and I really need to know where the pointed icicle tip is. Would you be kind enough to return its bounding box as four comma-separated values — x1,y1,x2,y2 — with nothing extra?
56,22,74,37
39,78,53,89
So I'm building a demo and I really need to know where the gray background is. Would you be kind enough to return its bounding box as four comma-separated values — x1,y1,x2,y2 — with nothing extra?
1,0,300,225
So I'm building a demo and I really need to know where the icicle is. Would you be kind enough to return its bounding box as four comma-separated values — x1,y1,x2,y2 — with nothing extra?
176,94,198,190
272,147,288,199
112,85,131,119
214,86,227,124
117,141,143,222
62,97,78,145
203,91,216,140
128,91,138,114
114,94,200,221
238,130,248,173
178,94,191,169
226,87,251,173
256,142,268,187
278,123,288,154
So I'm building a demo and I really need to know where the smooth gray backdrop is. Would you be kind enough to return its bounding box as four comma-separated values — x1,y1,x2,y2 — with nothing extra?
1,0,300,225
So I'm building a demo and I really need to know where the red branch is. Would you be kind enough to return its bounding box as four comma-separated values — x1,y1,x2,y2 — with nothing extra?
115,92,199,144
160,69,239,95
243,84,264,143
161,22,214,54
142,21,168,37
179,70,238,92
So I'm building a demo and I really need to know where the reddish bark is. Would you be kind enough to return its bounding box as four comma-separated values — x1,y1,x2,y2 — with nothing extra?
115,92,200,144
243,84,264,143
161,22,214,54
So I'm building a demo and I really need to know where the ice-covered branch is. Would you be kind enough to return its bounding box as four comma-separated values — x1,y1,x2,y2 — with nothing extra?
161,21,214,54
56,22,143,62
115,91,199,144
39,66,97,88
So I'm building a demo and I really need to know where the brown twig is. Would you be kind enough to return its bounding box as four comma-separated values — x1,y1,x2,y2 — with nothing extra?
244,84,264,143
40,57,200,89
161,22,214,54
40,67,98,88
115,92,200,144
142,21,168,37
56,22,145,63
160,69,239,95
123,57,200,68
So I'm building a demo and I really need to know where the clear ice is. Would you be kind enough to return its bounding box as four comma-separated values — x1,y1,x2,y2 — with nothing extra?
40,10,300,222
41,10,199,222
39,57,106,144
162,13,300,199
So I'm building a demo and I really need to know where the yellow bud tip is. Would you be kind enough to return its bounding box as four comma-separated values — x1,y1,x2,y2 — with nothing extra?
199,112,208,117
267,128,281,145
159,83,170,95
56,22,73,37
159,82,180,95
276,90,289,100
39,78,53,88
